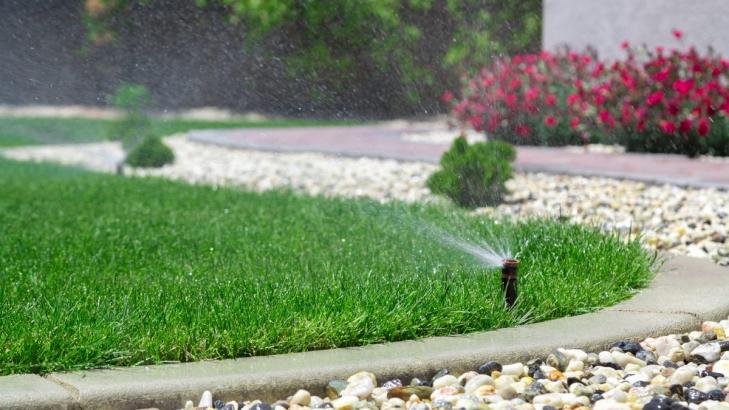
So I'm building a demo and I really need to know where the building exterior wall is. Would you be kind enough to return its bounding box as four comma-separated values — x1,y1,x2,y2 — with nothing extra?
543,0,729,60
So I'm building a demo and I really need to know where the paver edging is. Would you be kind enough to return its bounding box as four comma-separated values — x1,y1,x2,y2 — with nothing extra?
2,254,728,410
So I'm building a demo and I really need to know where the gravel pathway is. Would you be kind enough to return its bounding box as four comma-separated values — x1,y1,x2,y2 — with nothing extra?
3,136,728,266
180,318,729,410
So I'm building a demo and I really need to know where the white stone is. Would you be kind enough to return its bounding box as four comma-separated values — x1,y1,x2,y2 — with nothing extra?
598,351,614,364
532,393,563,408
501,363,525,378
593,399,632,410
695,377,720,393
432,375,459,390
565,360,584,372
671,366,697,385
198,391,213,408
341,372,376,399
332,396,359,410
291,390,311,406
713,360,729,377
464,375,495,394
691,343,722,363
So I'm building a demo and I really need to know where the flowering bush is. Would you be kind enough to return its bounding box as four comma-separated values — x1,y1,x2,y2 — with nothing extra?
447,31,729,157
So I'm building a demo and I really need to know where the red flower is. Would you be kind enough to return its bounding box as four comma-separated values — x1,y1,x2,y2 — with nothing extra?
660,119,677,134
515,124,531,137
545,94,557,107
599,110,615,128
525,87,540,103
505,94,518,109
672,29,683,40
469,115,483,132
679,119,692,133
672,79,694,95
621,40,630,50
441,91,454,105
570,117,580,130
697,118,711,136
591,63,604,79
668,100,680,116
566,94,581,106
544,115,557,128
647,91,665,106
652,69,670,83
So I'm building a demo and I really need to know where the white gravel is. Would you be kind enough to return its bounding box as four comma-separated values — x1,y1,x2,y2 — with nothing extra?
3,136,728,265
1,136,436,203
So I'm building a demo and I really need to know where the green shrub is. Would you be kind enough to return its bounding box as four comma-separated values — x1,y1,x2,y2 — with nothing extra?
427,137,515,208
85,1,542,116
107,83,153,149
125,135,174,168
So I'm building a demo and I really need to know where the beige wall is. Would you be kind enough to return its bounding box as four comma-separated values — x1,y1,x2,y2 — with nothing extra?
543,0,729,60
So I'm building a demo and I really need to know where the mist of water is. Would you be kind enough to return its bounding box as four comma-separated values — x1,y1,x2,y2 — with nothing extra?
438,231,512,268
409,217,513,269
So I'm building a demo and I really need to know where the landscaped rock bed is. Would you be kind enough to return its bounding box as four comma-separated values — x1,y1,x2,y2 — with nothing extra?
182,318,729,410
2,136,728,266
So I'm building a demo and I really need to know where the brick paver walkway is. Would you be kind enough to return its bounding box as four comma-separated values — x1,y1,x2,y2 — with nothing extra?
188,125,729,189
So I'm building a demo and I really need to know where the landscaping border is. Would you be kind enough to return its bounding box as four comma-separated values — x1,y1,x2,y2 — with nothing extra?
2,255,728,410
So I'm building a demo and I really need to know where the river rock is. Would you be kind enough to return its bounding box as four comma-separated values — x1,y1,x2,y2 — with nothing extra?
478,361,502,375
387,386,433,400
501,363,524,378
198,391,213,408
327,380,349,399
341,372,376,399
432,375,459,390
463,375,494,394
331,396,359,410
713,360,729,376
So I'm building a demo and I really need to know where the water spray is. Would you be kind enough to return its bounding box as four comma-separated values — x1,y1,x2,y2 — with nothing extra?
501,259,519,308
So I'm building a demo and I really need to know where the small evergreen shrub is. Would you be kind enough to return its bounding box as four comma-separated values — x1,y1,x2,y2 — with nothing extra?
125,135,175,168
427,137,515,208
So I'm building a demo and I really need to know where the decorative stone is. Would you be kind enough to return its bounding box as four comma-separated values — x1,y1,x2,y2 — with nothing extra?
713,360,729,376
432,375,459,390
327,381,349,399
387,386,433,400
671,366,697,385
199,391,213,408
463,375,495,394
290,390,311,406
501,363,524,378
478,361,502,375
685,387,709,404
382,379,402,390
546,351,569,371
331,396,358,410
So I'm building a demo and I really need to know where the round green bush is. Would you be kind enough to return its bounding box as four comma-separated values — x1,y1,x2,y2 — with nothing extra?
125,136,175,168
427,137,515,208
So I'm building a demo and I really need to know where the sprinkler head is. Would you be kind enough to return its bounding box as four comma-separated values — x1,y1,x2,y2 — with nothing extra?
501,259,519,309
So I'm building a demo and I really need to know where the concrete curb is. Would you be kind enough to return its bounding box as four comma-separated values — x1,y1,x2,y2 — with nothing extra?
2,255,728,410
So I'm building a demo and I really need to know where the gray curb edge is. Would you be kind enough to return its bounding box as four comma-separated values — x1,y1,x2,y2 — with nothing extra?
2,255,728,410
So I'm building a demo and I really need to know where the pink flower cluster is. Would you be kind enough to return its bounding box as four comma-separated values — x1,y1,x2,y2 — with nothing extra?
445,31,729,156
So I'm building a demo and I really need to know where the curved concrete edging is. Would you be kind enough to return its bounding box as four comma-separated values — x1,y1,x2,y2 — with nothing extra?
3,255,728,410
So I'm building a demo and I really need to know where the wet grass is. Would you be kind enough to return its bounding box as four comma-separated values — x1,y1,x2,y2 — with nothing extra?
0,116,360,147
0,158,656,375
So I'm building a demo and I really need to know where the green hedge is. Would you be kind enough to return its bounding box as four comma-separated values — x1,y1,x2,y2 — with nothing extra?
84,0,542,116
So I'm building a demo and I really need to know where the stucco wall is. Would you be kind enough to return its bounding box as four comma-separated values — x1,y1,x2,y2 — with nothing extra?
543,0,729,60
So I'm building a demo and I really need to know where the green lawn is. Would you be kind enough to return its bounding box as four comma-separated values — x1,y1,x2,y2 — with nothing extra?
0,158,656,375
0,116,359,147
